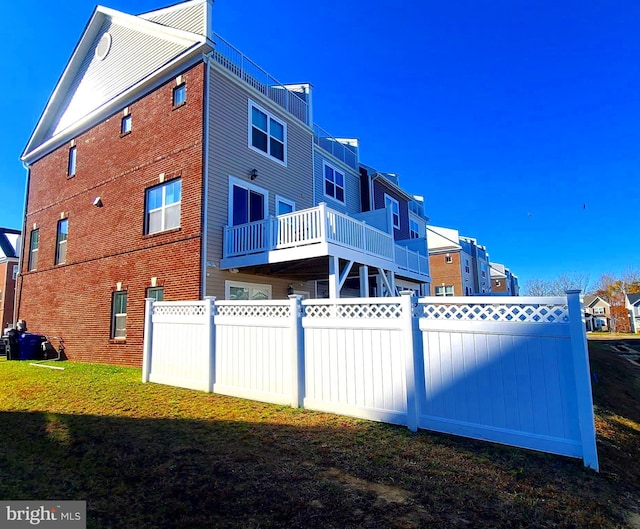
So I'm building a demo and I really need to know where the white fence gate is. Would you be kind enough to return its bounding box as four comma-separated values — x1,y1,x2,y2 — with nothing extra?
142,291,598,469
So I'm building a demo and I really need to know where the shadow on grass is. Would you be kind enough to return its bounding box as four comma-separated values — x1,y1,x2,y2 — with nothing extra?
0,405,631,529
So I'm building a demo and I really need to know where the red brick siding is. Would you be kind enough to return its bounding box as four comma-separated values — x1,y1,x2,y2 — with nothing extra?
17,62,205,366
428,252,463,296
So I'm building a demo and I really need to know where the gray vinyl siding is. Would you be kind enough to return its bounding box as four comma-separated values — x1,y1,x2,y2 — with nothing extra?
50,20,190,139
372,181,410,240
204,63,314,298
313,148,361,215
140,2,207,35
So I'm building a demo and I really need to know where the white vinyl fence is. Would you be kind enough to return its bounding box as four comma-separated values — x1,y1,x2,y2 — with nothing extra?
142,291,598,470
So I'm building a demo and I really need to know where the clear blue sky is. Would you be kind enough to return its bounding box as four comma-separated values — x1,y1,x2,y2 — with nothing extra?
2,0,639,289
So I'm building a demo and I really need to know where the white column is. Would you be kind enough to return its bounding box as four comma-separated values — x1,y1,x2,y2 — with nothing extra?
289,295,304,408
328,255,340,299
400,291,420,432
359,265,369,297
205,296,216,393
566,290,599,471
141,297,154,383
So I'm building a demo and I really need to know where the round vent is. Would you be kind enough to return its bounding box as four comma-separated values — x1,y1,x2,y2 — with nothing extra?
95,32,112,61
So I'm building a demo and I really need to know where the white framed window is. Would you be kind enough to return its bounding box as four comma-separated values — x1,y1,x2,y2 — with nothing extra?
445,255,453,264
68,146,77,177
173,84,186,107
146,286,164,302
248,100,286,164
465,259,470,274
28,229,39,271
276,195,295,215
594,306,605,315
12,265,18,280
435,285,454,297
323,162,345,204
145,179,181,234
111,290,127,339
121,114,132,135
55,219,68,265
384,194,400,229
225,280,272,300
409,219,420,239
228,176,268,226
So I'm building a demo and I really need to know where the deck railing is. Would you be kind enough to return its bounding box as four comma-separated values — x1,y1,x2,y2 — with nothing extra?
313,124,358,170
211,32,309,125
224,204,428,277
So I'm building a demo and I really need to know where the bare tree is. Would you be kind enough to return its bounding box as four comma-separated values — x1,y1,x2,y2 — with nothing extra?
523,278,553,296
524,272,590,296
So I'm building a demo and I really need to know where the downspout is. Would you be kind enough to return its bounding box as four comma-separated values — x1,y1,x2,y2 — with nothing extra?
201,53,212,299
15,161,30,326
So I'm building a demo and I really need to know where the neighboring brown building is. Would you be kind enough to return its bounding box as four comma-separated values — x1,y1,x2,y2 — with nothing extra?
0,228,20,330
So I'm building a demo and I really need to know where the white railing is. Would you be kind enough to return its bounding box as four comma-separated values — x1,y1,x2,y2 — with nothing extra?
210,32,309,125
313,124,358,170
224,204,433,277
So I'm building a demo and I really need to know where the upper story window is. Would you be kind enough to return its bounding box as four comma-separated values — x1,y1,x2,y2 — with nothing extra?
121,114,132,135
464,259,470,274
12,265,18,280
409,219,420,239
276,195,295,215
145,179,181,235
445,255,453,264
249,101,286,164
55,219,68,265
173,84,186,107
146,286,164,302
28,229,39,271
67,146,77,177
384,194,400,229
593,306,605,315
323,162,345,204
435,285,454,297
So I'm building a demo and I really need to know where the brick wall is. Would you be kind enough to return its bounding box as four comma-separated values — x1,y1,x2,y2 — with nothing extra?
428,251,463,296
17,62,205,366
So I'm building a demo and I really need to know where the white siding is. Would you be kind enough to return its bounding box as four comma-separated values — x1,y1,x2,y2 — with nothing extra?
313,147,361,214
140,2,207,35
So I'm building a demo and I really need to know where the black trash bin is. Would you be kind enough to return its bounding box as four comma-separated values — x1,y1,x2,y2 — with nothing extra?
5,329,19,360
16,333,46,361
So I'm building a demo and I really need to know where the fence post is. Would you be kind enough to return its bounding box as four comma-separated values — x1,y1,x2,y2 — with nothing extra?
566,290,599,471
400,291,419,432
289,295,304,408
205,296,217,393
141,297,154,383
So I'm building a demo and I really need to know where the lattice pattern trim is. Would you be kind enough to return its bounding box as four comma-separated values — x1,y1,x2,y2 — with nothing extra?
217,304,290,318
305,303,403,319
421,303,570,323
153,304,207,317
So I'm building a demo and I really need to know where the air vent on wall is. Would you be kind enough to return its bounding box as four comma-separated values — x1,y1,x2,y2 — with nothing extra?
95,32,112,61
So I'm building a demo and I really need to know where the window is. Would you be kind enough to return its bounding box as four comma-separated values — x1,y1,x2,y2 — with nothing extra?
435,285,454,297
173,84,186,107
249,101,286,164
146,287,164,302
55,219,68,265
229,177,267,226
465,259,470,274
445,255,452,264
410,219,420,239
276,195,295,215
594,306,605,315
384,194,400,229
121,114,131,135
145,179,181,234
225,280,272,300
68,146,77,177
324,163,345,203
111,291,127,339
28,229,39,271
12,265,18,280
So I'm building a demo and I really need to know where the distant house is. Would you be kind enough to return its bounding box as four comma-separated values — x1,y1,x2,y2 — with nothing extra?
490,262,520,296
0,228,21,330
583,294,611,332
626,293,640,334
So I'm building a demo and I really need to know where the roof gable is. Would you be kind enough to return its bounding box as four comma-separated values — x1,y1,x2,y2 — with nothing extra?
0,228,20,259
628,293,640,306
23,4,209,162
139,0,210,37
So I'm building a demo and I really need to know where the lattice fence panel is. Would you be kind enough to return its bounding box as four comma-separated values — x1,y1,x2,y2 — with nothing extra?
153,304,207,317
216,304,290,319
421,303,569,323
305,303,403,319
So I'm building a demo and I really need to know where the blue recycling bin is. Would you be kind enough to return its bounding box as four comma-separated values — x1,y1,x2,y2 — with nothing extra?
16,333,45,361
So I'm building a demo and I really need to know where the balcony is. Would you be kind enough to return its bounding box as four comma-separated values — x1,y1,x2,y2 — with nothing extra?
221,204,430,282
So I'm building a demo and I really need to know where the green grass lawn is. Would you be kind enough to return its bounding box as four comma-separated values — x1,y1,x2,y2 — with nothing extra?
0,345,638,529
